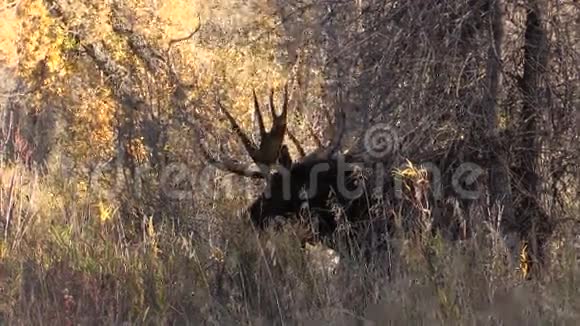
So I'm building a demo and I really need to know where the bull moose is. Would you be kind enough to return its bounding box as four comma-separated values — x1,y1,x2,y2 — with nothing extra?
194,86,475,254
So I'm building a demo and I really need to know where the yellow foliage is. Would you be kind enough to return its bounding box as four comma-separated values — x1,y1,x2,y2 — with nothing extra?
127,137,149,164
18,0,67,78
393,160,428,181
518,241,532,280
393,159,430,193
97,200,116,224
67,89,116,162
0,4,19,67
210,246,225,264
0,240,6,260
9,0,310,172
158,0,204,37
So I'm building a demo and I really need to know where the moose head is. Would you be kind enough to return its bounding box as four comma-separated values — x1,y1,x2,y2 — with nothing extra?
196,86,369,240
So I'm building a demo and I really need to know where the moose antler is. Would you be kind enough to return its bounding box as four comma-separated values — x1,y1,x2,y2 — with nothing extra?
218,85,289,167
191,85,291,178
176,114,265,178
299,106,346,164
192,85,346,178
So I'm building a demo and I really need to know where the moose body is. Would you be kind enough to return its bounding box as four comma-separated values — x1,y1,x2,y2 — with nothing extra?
248,157,372,240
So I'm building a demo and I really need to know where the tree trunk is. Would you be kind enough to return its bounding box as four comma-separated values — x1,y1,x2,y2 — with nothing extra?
479,0,520,264
577,109,580,202
482,1,514,226
513,0,550,272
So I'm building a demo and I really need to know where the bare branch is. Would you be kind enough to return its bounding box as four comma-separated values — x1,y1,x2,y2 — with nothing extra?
168,14,202,50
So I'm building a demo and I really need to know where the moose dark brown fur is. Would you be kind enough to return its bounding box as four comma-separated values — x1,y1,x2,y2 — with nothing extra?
247,157,372,239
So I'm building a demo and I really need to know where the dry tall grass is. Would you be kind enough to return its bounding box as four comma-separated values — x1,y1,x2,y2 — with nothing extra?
1,162,579,325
